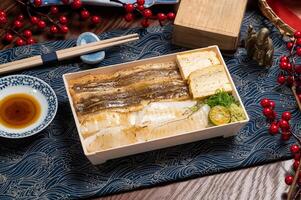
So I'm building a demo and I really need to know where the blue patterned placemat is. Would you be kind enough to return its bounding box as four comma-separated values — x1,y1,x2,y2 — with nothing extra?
0,11,300,199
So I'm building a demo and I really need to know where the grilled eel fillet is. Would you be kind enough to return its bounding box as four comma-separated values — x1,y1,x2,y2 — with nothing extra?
69,61,190,117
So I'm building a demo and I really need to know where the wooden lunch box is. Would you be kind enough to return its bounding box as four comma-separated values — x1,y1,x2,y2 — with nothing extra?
172,0,248,51
63,46,249,165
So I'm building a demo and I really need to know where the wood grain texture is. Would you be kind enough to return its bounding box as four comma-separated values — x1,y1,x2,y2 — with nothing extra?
94,160,292,200
0,34,139,74
175,0,247,35
173,0,248,50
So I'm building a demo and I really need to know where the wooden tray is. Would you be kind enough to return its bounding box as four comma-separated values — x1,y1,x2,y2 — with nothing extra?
259,0,301,36
63,46,249,165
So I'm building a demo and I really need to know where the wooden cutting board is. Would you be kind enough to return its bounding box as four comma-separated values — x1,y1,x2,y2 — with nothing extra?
172,0,248,51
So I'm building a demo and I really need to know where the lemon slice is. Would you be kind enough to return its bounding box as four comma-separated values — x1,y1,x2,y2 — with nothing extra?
209,105,231,125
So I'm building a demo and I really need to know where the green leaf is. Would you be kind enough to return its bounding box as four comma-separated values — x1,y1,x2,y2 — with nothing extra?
206,89,237,108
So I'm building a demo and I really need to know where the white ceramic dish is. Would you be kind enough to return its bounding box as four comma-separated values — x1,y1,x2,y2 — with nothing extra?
0,75,58,139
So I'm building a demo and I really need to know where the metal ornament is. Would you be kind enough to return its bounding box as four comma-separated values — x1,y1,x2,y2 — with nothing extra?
245,25,274,67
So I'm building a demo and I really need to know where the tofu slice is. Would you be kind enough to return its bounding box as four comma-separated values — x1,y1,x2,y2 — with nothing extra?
176,51,220,80
188,65,232,99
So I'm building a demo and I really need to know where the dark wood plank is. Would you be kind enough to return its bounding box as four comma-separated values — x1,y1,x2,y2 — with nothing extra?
94,160,291,200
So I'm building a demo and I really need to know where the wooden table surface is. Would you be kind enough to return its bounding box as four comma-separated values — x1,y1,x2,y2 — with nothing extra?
0,1,293,200
96,160,291,200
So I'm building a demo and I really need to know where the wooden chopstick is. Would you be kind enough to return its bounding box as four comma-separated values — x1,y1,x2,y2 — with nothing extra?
57,33,139,57
0,34,139,74
0,33,138,70
57,37,139,60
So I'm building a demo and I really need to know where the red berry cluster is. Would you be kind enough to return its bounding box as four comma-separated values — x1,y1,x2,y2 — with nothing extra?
260,98,301,188
285,144,301,186
118,0,175,27
1,0,174,46
1,0,101,46
266,31,301,195
260,98,292,140
0,10,36,46
278,31,301,102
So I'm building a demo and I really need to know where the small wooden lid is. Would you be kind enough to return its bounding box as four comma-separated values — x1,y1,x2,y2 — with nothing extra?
174,0,247,37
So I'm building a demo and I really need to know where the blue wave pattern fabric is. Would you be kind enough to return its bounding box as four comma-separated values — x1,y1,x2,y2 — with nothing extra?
0,11,299,199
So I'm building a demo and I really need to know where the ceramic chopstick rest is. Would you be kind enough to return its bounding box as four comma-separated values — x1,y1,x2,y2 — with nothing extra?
76,32,105,65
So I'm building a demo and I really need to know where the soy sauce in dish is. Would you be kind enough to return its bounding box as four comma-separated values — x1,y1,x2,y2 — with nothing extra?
0,93,41,129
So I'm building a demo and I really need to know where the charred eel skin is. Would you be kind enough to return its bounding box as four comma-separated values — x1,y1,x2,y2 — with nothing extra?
70,62,190,114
